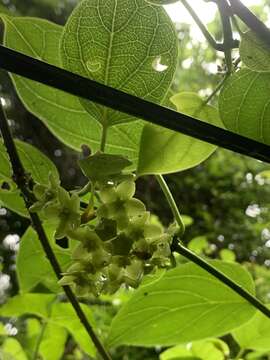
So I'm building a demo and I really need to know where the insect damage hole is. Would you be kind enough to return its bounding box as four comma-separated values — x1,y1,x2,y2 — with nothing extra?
152,56,168,72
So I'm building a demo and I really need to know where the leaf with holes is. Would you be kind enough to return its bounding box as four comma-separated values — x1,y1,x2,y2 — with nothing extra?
16,224,73,293
0,139,59,217
1,15,144,166
60,0,178,127
232,305,270,351
108,260,256,347
219,69,270,144
240,30,270,72
137,92,222,175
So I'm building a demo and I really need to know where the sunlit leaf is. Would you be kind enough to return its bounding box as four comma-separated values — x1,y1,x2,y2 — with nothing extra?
60,0,178,127
1,15,144,166
240,30,270,72
108,260,256,346
137,93,222,175
219,69,270,144
233,305,270,351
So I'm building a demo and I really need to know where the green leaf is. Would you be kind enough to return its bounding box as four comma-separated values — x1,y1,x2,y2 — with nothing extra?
137,93,222,175
79,152,132,181
240,30,270,72
0,190,28,217
39,323,67,360
60,0,178,126
0,139,59,185
0,338,28,360
0,295,95,357
218,69,270,144
0,139,59,217
219,249,236,262
16,225,73,293
232,305,270,351
1,15,144,166
0,293,55,318
188,236,208,255
50,302,96,356
108,260,256,346
160,338,229,360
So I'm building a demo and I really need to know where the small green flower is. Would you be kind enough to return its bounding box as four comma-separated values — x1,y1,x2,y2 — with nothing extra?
30,173,59,213
55,187,81,239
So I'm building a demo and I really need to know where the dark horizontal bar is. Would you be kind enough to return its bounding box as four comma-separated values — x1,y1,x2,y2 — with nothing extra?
0,44,270,163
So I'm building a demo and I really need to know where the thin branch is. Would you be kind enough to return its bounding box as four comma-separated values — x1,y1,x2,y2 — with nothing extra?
181,0,239,51
228,0,270,48
0,46,270,163
217,0,234,73
0,105,112,360
180,0,224,51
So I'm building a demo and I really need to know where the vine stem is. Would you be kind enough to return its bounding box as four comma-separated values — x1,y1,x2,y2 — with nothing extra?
0,104,112,360
156,174,270,319
155,175,185,236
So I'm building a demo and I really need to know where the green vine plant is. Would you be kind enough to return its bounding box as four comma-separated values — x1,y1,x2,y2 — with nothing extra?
0,0,270,359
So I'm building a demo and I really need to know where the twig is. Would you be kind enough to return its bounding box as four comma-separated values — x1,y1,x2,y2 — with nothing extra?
229,0,270,48
217,0,234,72
180,0,224,51
0,105,112,360
0,46,270,163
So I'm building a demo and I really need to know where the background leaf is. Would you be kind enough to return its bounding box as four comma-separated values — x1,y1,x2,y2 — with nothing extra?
0,293,55,318
0,338,28,360
16,224,72,293
0,139,59,217
160,338,229,360
137,93,222,175
108,260,256,346
218,68,270,144
1,15,144,166
240,30,270,72
232,305,270,351
60,0,178,127
0,294,95,357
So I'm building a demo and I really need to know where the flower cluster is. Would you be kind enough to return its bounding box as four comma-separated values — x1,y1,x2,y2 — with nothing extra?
30,154,175,296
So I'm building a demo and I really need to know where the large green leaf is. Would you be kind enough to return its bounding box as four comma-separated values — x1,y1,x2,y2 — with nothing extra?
60,0,178,126
1,15,144,165
240,31,270,72
232,305,270,351
108,260,256,346
0,139,59,217
218,69,270,144
16,224,73,293
137,93,222,175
